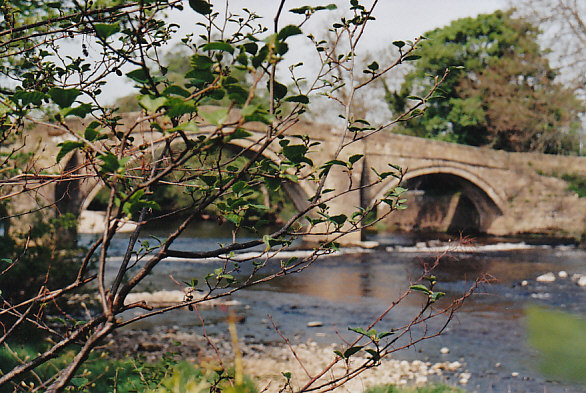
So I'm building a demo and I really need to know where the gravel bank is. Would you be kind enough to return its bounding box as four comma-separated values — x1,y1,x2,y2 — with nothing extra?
107,329,467,392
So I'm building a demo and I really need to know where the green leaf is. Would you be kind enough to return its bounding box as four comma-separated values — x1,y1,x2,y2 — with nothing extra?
277,25,303,41
242,42,258,55
430,291,445,303
190,54,214,70
0,258,13,265
367,61,379,71
126,68,150,84
343,346,363,359
202,42,235,54
348,154,363,165
71,377,89,387
252,45,269,68
268,80,288,100
49,88,80,108
12,90,46,106
167,100,196,117
365,348,380,361
188,0,212,14
201,108,229,126
378,331,394,339
241,104,259,118
94,22,120,39
329,214,347,226
199,175,217,187
63,103,92,118
98,153,120,173
392,41,405,48
290,4,337,14
290,6,311,14
403,55,421,61
264,176,281,191
171,121,199,133
282,144,307,162
232,181,247,194
225,84,248,105
56,141,84,163
410,284,432,294
138,95,166,112
163,85,191,98
84,127,99,141
284,94,309,104
226,128,252,141
349,326,367,335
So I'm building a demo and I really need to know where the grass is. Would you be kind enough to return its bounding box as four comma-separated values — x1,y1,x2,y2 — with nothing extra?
365,385,466,393
0,342,257,393
561,173,586,198
526,306,586,384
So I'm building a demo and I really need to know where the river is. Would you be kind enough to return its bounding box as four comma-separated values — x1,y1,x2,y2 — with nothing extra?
84,229,586,393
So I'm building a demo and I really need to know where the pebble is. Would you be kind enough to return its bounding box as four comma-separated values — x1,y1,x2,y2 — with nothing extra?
536,272,556,282
306,321,323,327
458,372,471,385
440,347,450,354
558,270,568,278
520,280,528,286
511,372,519,377
530,292,551,299
577,276,586,287
106,330,467,393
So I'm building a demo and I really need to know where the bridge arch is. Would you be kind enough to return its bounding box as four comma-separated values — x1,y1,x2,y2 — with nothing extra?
373,165,506,234
77,135,316,228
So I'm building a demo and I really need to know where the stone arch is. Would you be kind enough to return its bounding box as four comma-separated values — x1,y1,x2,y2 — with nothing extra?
78,136,315,220
373,166,505,234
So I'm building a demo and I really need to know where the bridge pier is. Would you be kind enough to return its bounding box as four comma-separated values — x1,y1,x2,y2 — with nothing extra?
303,153,367,247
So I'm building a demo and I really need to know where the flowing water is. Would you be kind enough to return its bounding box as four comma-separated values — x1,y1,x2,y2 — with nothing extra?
84,229,586,393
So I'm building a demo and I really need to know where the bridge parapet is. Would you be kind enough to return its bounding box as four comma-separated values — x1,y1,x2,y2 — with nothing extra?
7,114,586,242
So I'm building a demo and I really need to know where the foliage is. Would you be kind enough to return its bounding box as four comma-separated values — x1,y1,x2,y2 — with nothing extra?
562,173,586,198
365,384,465,393
388,10,583,153
0,342,186,393
0,213,81,305
0,0,473,392
526,306,586,384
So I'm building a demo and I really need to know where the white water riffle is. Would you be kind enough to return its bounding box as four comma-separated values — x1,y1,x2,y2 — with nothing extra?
387,241,557,253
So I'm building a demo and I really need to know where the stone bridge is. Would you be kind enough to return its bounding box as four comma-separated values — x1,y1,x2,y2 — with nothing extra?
10,112,586,245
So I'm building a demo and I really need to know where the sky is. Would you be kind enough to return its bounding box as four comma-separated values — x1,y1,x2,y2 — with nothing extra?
102,0,509,102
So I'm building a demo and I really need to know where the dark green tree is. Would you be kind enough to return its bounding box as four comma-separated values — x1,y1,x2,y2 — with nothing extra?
388,10,583,153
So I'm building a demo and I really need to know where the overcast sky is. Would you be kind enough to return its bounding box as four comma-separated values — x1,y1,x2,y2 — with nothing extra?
103,0,509,102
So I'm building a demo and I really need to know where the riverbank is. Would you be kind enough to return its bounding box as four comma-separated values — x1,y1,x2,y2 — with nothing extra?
107,329,468,393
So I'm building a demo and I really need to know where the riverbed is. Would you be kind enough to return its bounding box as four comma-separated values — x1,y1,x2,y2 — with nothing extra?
84,231,586,393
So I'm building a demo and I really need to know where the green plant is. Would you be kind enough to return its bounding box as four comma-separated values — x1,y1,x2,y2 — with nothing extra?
562,173,586,197
526,306,586,384
0,1,475,392
365,384,465,393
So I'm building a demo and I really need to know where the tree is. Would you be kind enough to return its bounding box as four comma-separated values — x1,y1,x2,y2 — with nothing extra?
388,10,583,153
511,0,586,97
0,1,475,392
